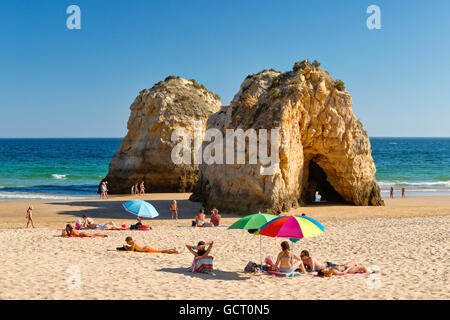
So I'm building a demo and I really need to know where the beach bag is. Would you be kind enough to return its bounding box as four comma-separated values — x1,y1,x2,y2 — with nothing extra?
244,261,259,273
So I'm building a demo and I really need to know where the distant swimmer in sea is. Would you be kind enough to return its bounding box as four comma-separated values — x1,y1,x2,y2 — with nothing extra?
26,205,35,228
390,187,394,199
61,224,108,237
402,187,405,198
121,236,179,253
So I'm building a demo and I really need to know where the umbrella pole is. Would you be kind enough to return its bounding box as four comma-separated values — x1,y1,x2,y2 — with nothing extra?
259,235,262,270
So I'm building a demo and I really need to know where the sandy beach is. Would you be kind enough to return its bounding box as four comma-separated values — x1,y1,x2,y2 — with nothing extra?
0,194,449,300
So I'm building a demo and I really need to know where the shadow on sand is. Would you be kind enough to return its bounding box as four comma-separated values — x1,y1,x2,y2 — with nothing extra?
47,198,204,220
156,267,250,281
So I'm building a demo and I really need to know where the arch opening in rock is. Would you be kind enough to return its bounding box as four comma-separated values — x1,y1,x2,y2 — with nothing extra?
301,160,346,204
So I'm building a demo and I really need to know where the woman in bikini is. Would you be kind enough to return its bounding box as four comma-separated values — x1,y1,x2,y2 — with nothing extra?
61,224,108,237
123,236,179,253
275,241,307,274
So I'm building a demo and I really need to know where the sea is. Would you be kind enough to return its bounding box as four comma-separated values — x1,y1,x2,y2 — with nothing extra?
0,137,448,201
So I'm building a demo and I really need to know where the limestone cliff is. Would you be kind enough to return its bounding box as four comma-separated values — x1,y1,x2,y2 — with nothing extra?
191,60,384,213
104,76,221,193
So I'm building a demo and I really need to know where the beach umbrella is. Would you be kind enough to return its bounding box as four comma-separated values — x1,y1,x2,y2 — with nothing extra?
228,212,278,268
122,199,159,219
258,215,325,267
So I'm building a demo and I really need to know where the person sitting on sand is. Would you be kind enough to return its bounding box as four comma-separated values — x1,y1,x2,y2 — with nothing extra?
61,224,108,237
26,205,35,228
81,215,97,229
122,236,179,253
275,241,307,274
186,241,214,257
193,209,206,227
210,209,221,226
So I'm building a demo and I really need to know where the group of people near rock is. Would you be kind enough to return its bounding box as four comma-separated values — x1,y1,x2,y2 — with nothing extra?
192,208,221,227
100,181,109,199
131,181,146,195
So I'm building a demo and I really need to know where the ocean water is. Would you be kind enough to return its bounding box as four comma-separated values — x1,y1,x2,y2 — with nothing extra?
0,138,448,201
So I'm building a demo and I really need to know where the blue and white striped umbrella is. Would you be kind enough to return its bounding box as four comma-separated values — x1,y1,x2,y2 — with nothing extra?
122,200,159,219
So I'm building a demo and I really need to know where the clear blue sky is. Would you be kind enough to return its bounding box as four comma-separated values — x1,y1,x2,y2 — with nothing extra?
0,0,449,137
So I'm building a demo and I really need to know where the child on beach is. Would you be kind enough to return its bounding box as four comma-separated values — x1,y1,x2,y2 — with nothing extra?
121,236,179,253
26,205,35,228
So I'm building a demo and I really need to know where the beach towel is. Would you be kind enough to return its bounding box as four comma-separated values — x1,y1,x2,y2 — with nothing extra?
267,270,302,277
188,256,214,273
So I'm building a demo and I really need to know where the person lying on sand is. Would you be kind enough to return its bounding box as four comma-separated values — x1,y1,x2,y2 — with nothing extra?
186,241,214,257
318,261,369,276
61,224,108,237
121,236,179,254
275,241,307,274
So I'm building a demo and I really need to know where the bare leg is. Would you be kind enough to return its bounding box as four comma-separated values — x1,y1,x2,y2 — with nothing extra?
160,248,179,254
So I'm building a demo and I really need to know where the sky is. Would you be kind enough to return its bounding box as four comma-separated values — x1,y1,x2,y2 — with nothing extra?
0,0,449,138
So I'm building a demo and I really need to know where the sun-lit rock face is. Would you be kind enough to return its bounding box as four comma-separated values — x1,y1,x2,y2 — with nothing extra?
191,61,384,214
104,76,221,193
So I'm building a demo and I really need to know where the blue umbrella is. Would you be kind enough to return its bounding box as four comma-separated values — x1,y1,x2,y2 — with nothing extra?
122,200,159,219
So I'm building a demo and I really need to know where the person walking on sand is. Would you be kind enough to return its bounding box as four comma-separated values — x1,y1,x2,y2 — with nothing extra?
402,187,405,198
26,205,35,228
390,187,394,199
135,182,139,196
170,200,178,220
140,181,145,195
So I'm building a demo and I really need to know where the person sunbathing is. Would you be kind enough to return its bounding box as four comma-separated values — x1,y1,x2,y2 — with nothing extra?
122,236,179,254
61,224,108,237
316,261,368,276
186,241,214,257
300,250,326,271
275,241,307,274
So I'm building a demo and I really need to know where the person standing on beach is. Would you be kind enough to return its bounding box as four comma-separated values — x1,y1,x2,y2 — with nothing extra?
135,182,139,196
140,181,145,195
170,200,178,220
402,187,406,198
390,187,394,199
26,205,35,228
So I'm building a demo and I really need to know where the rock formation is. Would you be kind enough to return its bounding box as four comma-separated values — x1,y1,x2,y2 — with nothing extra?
191,60,384,214
104,76,221,193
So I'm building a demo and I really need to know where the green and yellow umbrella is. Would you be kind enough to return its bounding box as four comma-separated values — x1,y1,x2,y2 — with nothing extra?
228,212,278,268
